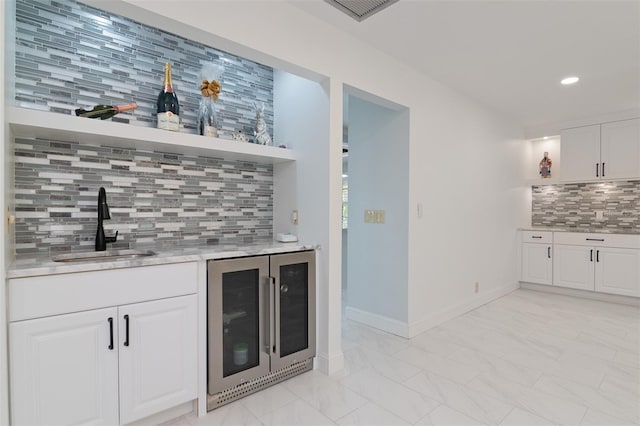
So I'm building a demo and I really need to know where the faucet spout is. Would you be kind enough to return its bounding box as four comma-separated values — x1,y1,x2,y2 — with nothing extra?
96,187,118,251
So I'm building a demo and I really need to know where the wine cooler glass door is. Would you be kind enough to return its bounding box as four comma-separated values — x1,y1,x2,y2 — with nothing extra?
270,251,316,372
208,257,270,395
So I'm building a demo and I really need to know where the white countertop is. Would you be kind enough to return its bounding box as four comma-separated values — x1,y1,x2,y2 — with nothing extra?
520,227,639,235
7,241,316,279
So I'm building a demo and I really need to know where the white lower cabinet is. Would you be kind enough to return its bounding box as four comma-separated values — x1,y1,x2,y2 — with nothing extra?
595,247,640,297
10,308,120,426
553,244,595,291
8,263,199,426
522,243,553,285
119,296,198,424
10,295,197,426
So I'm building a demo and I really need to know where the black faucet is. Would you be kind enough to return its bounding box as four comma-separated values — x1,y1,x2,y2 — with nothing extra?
96,187,118,251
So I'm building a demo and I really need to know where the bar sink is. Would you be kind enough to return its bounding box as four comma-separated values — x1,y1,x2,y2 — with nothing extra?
52,249,156,263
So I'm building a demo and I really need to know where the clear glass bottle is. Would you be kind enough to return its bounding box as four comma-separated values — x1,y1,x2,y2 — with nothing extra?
198,96,218,137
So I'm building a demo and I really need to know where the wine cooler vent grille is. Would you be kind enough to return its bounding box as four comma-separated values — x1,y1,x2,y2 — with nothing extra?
207,358,313,410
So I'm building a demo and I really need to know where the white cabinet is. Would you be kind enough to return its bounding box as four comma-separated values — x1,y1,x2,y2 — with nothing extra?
521,231,553,285
560,119,640,182
601,119,640,180
553,244,595,291
552,233,640,297
9,263,199,426
119,296,197,424
595,247,640,297
10,308,120,426
561,124,601,182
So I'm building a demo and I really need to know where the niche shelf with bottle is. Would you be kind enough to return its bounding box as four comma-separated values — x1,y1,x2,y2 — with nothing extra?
7,107,295,165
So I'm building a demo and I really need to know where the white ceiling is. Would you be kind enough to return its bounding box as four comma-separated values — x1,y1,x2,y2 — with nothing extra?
292,1,640,134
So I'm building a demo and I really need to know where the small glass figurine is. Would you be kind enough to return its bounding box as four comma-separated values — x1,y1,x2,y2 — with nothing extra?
539,151,552,178
253,102,272,146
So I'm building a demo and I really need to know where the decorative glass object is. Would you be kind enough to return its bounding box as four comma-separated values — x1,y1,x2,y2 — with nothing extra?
539,151,552,178
253,102,272,145
198,62,223,138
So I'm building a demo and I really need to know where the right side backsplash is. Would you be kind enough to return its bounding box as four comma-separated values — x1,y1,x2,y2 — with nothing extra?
532,180,640,233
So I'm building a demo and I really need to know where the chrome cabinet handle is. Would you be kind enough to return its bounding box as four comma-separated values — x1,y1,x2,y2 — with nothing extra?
264,277,272,353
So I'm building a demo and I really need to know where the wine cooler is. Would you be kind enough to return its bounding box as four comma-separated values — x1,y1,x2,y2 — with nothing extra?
207,251,316,410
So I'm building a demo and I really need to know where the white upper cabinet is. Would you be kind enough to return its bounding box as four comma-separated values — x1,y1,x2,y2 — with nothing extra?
560,124,601,182
600,118,640,180
560,119,640,182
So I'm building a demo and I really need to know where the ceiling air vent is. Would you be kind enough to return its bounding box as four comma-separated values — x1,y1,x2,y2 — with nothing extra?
324,0,400,22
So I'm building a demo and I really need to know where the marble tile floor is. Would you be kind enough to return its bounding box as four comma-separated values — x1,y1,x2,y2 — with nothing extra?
165,289,640,425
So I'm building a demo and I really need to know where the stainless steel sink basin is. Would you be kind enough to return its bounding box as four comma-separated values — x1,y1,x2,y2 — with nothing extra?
52,249,156,263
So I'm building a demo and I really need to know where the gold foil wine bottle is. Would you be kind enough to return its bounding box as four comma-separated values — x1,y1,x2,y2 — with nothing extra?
156,62,180,131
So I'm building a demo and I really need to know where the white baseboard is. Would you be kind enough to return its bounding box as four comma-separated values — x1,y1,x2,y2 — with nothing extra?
520,282,640,306
316,351,345,376
407,282,520,338
345,306,410,338
128,400,194,426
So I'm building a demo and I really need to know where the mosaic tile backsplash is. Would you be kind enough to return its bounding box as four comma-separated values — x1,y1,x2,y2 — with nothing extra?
14,138,273,256
532,181,640,233
15,0,274,140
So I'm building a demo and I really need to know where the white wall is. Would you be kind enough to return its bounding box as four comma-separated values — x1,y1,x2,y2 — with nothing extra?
1,0,11,422
273,70,344,373
27,0,528,372
346,95,409,329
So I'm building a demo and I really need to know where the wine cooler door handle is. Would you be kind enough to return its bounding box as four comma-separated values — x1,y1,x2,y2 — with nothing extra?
124,314,130,347
264,277,272,353
269,276,276,355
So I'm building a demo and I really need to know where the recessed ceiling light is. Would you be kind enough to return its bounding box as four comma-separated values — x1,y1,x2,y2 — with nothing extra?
561,76,579,85
543,136,549,140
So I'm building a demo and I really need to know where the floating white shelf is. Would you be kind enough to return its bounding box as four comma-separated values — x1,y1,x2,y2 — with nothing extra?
7,107,295,164
527,177,561,186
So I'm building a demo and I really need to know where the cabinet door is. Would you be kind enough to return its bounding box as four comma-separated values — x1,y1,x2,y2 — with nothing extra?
271,251,316,371
208,256,271,395
10,308,119,426
601,118,640,180
595,247,640,297
561,125,601,181
521,243,553,285
118,295,197,424
553,244,595,290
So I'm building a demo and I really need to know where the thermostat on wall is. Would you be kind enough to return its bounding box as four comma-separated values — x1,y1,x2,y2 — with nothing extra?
277,233,298,242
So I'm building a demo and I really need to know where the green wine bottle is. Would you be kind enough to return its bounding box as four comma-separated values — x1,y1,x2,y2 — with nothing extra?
75,103,138,120
156,62,180,131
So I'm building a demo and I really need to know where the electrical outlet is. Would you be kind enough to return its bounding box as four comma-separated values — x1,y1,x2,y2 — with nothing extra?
291,210,299,225
374,210,385,224
475,282,479,293
364,210,375,223
595,210,604,221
